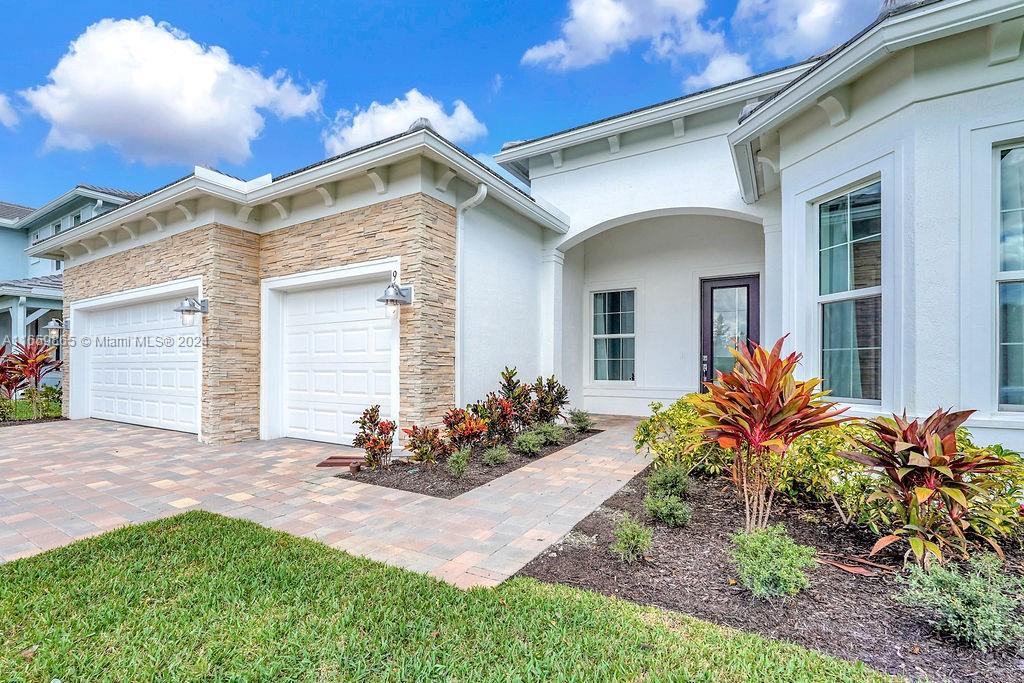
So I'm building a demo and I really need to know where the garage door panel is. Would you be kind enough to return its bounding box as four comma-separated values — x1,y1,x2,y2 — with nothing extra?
86,294,199,434
282,279,394,445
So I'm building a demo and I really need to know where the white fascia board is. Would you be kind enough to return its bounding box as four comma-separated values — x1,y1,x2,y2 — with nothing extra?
493,62,814,167
728,0,1024,159
0,286,63,299
15,187,133,229
27,132,568,261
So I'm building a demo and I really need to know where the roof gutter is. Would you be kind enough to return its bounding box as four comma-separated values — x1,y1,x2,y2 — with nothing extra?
728,0,1024,203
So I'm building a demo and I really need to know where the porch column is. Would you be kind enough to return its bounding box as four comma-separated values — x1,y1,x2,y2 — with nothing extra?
11,296,26,345
539,248,564,378
762,222,783,343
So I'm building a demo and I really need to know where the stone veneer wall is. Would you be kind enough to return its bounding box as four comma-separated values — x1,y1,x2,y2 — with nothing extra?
260,192,457,430
61,193,456,443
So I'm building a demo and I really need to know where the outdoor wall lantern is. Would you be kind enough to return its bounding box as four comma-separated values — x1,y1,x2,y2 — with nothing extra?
377,270,413,319
43,318,67,340
173,297,209,327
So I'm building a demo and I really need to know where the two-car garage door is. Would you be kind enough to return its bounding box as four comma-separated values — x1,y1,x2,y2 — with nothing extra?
88,296,199,433
83,278,393,446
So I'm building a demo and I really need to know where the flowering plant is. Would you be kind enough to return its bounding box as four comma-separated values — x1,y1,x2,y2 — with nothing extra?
352,405,397,469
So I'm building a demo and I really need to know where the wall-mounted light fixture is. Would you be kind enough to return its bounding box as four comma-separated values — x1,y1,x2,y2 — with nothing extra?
173,297,209,327
377,270,413,319
43,318,67,340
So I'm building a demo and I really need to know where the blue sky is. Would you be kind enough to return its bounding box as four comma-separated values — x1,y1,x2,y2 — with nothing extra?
0,0,880,207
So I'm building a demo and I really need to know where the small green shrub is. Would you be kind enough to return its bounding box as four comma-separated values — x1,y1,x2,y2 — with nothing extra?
610,513,652,564
731,525,816,598
447,447,470,479
568,409,595,433
898,554,1024,652
644,494,692,527
634,396,732,476
647,465,689,499
482,445,510,467
513,431,544,456
533,422,565,446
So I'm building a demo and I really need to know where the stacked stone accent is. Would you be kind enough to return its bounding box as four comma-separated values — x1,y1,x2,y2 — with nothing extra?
62,193,456,443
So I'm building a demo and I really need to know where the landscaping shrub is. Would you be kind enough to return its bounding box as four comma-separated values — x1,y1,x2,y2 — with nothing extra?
481,444,510,467
8,339,62,419
513,430,544,456
447,447,470,479
471,394,517,446
0,344,32,421
499,366,534,429
839,409,1018,568
731,525,816,598
568,408,594,433
646,464,689,499
532,422,565,446
644,494,692,527
898,554,1024,652
691,337,847,532
401,425,451,467
443,408,488,449
634,396,732,477
530,375,570,424
610,513,652,563
352,405,397,469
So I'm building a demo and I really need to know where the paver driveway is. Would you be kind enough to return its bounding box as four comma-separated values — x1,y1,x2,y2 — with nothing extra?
0,417,644,587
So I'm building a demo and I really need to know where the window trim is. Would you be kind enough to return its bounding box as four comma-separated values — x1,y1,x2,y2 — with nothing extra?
814,178,885,405
996,142,1024,411
588,285,639,385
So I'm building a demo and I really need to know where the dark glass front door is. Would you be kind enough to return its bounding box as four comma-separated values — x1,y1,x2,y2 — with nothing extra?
700,275,760,387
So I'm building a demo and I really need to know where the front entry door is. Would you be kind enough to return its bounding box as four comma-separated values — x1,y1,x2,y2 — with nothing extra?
699,275,760,387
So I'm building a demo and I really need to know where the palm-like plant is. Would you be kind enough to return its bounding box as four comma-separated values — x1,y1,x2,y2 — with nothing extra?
839,409,1014,568
0,345,28,421
691,337,848,532
8,339,61,419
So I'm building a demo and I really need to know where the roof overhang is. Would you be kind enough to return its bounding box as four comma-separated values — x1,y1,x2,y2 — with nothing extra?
14,186,134,230
27,129,567,260
729,0,1024,203
494,61,817,184
0,285,63,299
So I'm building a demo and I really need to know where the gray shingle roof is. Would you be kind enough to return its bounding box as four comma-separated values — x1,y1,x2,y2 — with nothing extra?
76,184,144,201
0,201,34,221
0,274,63,291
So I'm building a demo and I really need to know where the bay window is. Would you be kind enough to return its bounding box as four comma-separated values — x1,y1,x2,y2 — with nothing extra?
818,181,882,401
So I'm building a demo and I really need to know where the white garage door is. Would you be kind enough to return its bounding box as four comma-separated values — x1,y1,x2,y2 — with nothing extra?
283,279,395,445
88,296,200,433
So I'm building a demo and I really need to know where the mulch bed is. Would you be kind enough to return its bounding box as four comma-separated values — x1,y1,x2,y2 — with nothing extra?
0,416,66,429
519,466,1024,683
339,430,601,499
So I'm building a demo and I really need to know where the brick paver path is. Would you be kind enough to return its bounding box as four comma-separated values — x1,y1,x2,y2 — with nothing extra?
0,417,644,588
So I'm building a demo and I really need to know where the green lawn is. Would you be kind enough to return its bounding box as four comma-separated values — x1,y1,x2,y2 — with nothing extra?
0,512,896,682
7,399,61,421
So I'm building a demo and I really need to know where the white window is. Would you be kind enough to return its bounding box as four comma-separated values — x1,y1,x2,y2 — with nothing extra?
73,213,81,227
592,290,635,381
998,145,1024,409
53,221,62,235
817,181,882,402
54,260,64,273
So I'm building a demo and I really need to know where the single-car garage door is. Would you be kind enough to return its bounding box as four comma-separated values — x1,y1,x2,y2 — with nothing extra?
88,296,199,433
282,279,394,445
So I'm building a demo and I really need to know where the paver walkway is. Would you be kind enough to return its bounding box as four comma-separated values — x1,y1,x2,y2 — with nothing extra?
0,417,644,587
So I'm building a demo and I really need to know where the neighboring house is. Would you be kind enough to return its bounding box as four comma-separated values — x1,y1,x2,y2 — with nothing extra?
26,0,1024,447
1,186,140,386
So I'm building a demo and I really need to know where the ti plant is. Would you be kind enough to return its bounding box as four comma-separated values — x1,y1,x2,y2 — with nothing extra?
0,345,28,421
839,409,1015,569
691,337,848,533
7,339,61,419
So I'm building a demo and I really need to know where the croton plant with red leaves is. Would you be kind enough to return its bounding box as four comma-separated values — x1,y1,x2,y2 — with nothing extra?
352,405,397,469
690,336,848,532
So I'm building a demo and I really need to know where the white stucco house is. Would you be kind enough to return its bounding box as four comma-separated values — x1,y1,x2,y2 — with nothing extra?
25,0,1024,448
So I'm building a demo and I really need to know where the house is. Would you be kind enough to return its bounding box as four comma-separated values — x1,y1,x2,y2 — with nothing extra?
1,186,139,357
25,0,1024,448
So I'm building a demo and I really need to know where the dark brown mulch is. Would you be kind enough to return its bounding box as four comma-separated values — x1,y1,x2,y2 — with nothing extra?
0,416,66,428
339,430,601,499
519,466,1024,683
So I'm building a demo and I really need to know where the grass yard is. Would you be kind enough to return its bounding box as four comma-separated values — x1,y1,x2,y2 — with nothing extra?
9,399,62,421
0,512,896,682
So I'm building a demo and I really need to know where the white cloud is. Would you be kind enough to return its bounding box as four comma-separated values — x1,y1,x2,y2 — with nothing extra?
0,94,17,129
685,52,753,90
522,0,751,91
733,0,880,61
21,16,322,165
322,89,487,155
491,73,504,95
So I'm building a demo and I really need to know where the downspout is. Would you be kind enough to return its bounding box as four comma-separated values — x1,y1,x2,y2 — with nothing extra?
454,183,488,407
